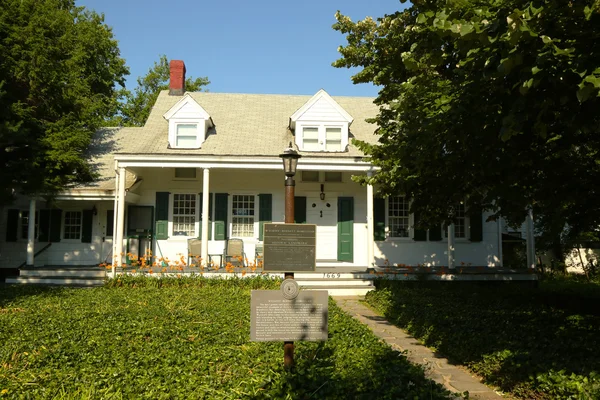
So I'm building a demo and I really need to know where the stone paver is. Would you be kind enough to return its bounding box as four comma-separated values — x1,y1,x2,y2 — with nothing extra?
335,296,507,399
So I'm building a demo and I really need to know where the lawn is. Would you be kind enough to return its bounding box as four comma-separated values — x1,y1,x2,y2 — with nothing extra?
0,276,454,399
364,277,600,399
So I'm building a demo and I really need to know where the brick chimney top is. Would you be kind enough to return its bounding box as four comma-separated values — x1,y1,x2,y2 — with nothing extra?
169,60,186,96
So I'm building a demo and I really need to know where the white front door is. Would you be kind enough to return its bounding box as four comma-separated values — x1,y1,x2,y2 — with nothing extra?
306,195,337,260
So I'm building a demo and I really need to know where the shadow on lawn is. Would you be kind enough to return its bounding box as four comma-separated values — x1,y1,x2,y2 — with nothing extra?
370,280,600,398
252,342,452,400
0,284,73,308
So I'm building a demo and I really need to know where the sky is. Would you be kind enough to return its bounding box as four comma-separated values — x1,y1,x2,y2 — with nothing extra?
78,0,405,97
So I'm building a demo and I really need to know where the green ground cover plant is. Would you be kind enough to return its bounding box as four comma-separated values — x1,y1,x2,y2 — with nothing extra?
365,278,600,399
0,276,454,399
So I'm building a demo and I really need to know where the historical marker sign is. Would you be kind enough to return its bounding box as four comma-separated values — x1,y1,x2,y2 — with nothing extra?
263,223,316,272
250,290,328,342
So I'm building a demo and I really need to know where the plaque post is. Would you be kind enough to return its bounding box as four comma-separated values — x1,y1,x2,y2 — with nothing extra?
280,143,301,370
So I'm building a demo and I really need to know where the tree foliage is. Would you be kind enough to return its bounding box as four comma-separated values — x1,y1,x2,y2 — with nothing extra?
117,55,210,127
0,0,128,205
334,0,600,242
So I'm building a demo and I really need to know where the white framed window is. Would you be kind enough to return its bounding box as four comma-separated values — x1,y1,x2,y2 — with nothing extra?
301,171,320,182
172,194,197,236
325,127,342,151
64,211,82,240
324,171,342,182
445,203,467,239
20,210,39,240
298,124,348,152
231,195,255,237
302,127,320,151
175,123,198,148
174,168,197,179
388,196,410,238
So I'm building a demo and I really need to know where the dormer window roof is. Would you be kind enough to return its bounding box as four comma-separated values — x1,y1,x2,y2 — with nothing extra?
289,89,354,152
163,94,214,149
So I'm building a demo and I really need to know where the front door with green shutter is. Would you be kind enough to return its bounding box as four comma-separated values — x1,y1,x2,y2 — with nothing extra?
306,195,337,260
337,197,354,262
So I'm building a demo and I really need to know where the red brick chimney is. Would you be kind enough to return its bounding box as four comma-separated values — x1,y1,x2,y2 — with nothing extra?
169,60,186,95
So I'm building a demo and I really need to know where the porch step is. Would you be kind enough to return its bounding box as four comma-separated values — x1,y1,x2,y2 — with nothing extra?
20,266,106,278
300,285,374,296
7,266,107,287
5,277,105,286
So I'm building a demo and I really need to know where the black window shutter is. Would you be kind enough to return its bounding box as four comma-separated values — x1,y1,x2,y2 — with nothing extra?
81,209,93,243
49,209,62,242
258,194,272,241
294,196,307,223
39,209,50,242
155,192,170,240
374,198,386,241
214,193,229,240
428,225,442,241
413,211,427,241
198,193,213,240
5,209,19,242
469,210,483,242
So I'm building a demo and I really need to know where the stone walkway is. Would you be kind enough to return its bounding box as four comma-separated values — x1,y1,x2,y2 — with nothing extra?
335,296,506,399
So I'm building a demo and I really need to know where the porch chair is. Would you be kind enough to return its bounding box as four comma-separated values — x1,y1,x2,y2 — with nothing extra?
187,238,202,267
223,238,247,269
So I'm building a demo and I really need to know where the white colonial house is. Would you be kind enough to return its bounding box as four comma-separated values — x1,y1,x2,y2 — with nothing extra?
0,60,516,274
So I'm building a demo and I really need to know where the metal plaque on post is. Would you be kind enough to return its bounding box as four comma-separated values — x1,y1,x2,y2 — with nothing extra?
263,223,316,272
250,290,328,342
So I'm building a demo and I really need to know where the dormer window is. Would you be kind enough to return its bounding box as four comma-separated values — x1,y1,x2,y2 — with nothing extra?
163,94,213,149
290,89,353,153
176,123,199,147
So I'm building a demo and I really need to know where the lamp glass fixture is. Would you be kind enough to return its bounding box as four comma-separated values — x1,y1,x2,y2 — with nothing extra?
279,143,301,177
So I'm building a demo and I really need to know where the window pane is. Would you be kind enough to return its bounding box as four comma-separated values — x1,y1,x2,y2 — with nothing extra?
302,171,319,182
325,127,342,151
176,135,197,147
232,195,255,237
303,127,319,139
176,124,197,147
172,194,196,236
175,168,196,179
388,196,409,238
64,211,82,240
324,172,342,182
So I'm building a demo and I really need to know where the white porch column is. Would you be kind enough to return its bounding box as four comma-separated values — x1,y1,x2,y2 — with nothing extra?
448,223,456,268
366,173,374,268
26,198,36,266
115,166,126,276
201,168,210,267
111,163,119,277
526,208,536,269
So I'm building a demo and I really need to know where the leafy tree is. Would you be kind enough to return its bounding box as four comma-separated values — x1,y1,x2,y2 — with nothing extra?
117,55,210,127
333,0,600,247
0,0,128,205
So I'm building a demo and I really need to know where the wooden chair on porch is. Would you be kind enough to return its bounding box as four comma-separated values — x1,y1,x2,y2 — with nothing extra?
223,238,246,269
187,238,202,267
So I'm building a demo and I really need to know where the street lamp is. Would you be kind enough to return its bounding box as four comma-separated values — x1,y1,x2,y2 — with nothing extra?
278,142,301,369
279,142,301,224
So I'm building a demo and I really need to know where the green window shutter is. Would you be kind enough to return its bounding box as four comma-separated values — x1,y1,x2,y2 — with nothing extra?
49,209,62,242
155,192,170,240
294,196,307,223
214,193,228,240
258,194,272,241
81,209,94,243
39,209,50,242
337,197,354,262
5,209,19,242
106,210,114,237
374,198,386,241
413,211,427,241
428,225,442,241
469,210,483,242
198,193,213,240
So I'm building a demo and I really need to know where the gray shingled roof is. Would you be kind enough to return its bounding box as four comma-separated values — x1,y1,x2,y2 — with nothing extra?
126,90,379,157
77,91,379,192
